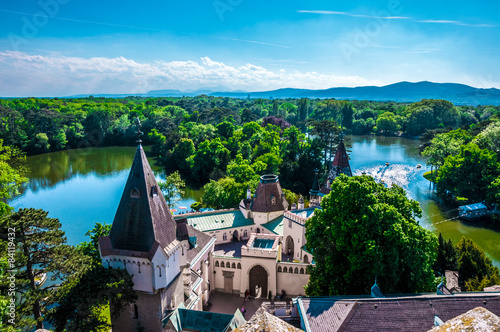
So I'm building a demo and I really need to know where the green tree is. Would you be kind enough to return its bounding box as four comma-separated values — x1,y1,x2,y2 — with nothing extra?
455,237,500,291
0,140,28,216
201,177,247,209
158,171,186,208
436,143,500,202
376,112,400,135
0,208,90,330
422,129,471,171
305,175,437,296
216,121,235,140
473,121,500,155
34,132,50,152
172,138,195,172
433,233,458,276
47,222,136,331
192,138,231,182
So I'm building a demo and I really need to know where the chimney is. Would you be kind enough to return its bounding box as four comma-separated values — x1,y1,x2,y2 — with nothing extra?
298,195,305,209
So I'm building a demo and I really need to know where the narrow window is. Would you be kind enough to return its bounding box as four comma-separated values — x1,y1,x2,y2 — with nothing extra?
300,268,305,274
158,266,162,277
231,263,236,268
134,304,139,319
223,233,227,241
130,188,140,198
215,261,219,267
278,266,282,273
221,262,225,268
138,262,141,273
283,267,288,273
294,267,298,274
237,263,241,269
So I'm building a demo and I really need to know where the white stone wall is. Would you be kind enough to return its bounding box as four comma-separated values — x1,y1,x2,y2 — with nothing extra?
282,216,307,262
240,256,277,298
212,257,243,294
206,226,255,244
103,255,154,293
253,211,284,225
152,245,181,291
276,263,310,297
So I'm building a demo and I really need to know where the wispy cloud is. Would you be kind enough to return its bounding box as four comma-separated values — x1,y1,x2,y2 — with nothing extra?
210,36,292,49
0,51,381,96
298,10,498,28
298,10,409,20
417,19,498,28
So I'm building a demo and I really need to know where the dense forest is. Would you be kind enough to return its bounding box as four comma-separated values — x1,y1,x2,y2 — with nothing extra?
1,96,500,206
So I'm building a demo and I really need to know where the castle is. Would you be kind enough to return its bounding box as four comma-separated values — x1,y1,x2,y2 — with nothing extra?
98,137,353,331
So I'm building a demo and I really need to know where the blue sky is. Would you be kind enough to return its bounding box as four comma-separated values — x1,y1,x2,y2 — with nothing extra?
0,0,499,96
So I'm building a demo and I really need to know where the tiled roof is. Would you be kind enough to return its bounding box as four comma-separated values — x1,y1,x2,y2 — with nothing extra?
108,145,177,253
234,307,303,332
298,294,500,332
299,299,355,332
428,307,500,332
251,174,287,213
262,216,284,235
185,224,214,264
175,210,254,232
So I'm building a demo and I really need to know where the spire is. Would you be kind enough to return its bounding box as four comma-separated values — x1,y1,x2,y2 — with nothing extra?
309,169,320,195
108,145,178,252
135,117,143,144
321,137,352,194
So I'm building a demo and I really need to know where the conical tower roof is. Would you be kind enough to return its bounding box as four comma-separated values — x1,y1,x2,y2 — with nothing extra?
108,145,177,253
331,139,352,173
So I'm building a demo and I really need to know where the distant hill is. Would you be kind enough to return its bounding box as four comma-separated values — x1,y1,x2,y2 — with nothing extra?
63,81,500,105
210,81,500,106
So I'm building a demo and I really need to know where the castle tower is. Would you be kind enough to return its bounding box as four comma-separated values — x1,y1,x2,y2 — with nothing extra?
99,143,183,331
249,174,288,225
321,138,352,194
99,121,216,331
309,169,322,206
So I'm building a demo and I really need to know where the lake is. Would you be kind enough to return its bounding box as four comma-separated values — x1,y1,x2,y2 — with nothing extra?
8,136,500,268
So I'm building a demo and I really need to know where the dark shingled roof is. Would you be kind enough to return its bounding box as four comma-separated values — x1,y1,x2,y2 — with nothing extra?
251,174,287,213
108,145,177,252
321,139,352,194
298,294,500,332
185,225,213,264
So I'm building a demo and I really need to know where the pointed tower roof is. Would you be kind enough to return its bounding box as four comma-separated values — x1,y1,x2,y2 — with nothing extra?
330,138,352,175
251,174,288,213
108,144,177,253
309,169,320,196
321,138,352,194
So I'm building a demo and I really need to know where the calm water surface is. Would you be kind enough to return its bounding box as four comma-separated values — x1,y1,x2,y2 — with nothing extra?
9,137,500,267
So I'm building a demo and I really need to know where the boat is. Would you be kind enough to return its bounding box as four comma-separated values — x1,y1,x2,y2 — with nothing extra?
458,203,493,221
385,162,390,166
416,164,422,168
35,272,47,287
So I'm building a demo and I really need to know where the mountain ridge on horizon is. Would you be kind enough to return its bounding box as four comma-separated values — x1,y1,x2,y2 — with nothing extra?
57,81,500,106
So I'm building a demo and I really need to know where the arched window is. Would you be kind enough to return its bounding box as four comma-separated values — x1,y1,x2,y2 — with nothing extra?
215,261,219,267
294,267,298,274
221,262,225,268
158,266,162,277
300,268,304,274
303,255,309,264
283,267,288,273
227,262,231,268
182,246,184,256
237,263,241,269
137,262,141,273
232,263,236,268
289,267,293,274
244,230,248,237
223,233,227,241
256,228,260,233
278,266,282,273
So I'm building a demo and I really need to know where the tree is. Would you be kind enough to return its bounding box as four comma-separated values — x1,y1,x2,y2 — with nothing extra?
422,129,471,171
305,175,437,296
0,208,90,330
433,233,458,276
455,237,500,291
158,171,186,208
473,121,500,155
436,143,500,202
201,177,248,209
49,222,136,331
0,140,28,216
376,112,400,135
191,138,231,182
172,138,195,173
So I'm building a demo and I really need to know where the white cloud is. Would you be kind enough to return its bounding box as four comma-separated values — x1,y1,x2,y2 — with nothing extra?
0,51,381,96
298,10,409,20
